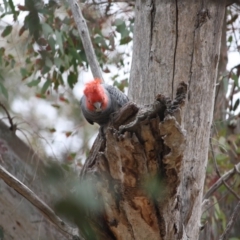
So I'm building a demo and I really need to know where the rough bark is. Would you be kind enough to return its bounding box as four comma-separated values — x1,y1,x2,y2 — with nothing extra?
80,83,187,240
128,0,226,239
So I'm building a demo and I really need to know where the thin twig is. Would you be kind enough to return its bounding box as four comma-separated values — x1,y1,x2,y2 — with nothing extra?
0,165,83,240
209,138,240,200
0,102,16,131
226,64,240,112
229,9,240,55
68,0,104,82
204,161,240,200
219,200,240,240
202,192,229,215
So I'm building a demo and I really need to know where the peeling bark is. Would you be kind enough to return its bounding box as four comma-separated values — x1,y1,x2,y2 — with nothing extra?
80,83,187,240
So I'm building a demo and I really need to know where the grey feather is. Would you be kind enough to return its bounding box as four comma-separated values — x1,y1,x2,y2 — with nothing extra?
80,83,129,126
102,84,129,107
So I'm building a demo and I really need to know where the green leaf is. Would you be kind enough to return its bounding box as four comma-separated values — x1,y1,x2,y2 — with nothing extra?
10,58,15,68
236,147,240,154
41,66,51,75
121,29,130,39
114,18,124,26
120,36,132,45
0,81,8,98
48,36,56,52
54,58,62,69
1,25,12,37
42,23,53,37
48,127,56,133
8,0,17,21
25,57,31,64
228,35,233,43
27,79,41,87
115,20,130,39
0,47,5,65
216,153,229,162
25,11,40,40
116,22,127,34
20,68,28,78
94,35,107,47
41,79,51,94
45,58,53,68
214,201,221,218
2,0,7,12
51,104,60,109
0,47,5,54
55,30,63,53
79,50,87,63
68,48,82,62
231,73,239,87
67,72,77,88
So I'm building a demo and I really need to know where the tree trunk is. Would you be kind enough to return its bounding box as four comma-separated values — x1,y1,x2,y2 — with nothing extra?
129,1,225,239
80,1,226,240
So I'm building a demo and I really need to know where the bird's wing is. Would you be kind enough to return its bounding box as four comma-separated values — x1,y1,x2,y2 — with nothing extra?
103,84,129,107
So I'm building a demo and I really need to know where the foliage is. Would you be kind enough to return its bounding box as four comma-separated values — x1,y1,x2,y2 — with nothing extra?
0,0,133,95
0,0,134,163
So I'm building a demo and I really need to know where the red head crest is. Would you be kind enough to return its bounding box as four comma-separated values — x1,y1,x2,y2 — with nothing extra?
83,78,107,111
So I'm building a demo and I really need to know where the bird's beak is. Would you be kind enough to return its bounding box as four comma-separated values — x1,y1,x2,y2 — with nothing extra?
93,102,102,112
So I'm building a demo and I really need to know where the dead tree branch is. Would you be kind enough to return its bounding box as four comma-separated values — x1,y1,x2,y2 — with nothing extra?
0,164,82,240
68,0,104,81
210,138,240,200
204,161,240,200
219,200,240,240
